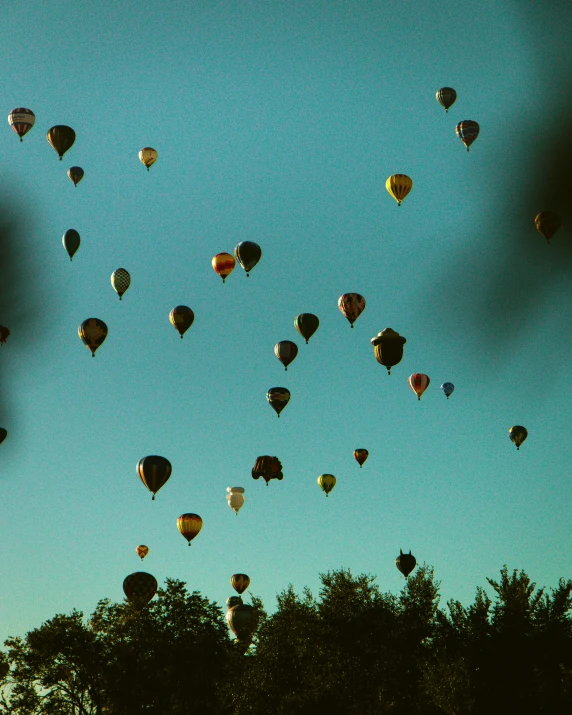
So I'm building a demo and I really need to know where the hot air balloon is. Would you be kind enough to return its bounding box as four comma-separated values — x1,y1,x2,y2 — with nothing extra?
177,513,203,545
0,326,10,344
441,382,455,399
78,318,107,357
294,313,319,344
371,328,407,374
0,429,7,445
509,425,528,450
227,595,243,608
274,341,298,370
212,253,236,282
266,388,290,418
137,455,172,500
47,125,75,160
123,572,157,607
386,174,412,205
535,211,561,243
139,147,157,171
317,474,336,497
136,545,149,560
252,456,283,485
62,229,80,261
354,449,368,468
226,486,245,514
67,166,84,187
169,306,194,338
231,574,250,595
408,373,430,400
111,268,131,300
226,603,259,644
436,87,457,112
396,550,416,578
338,293,366,328
456,120,479,151
8,108,35,141
234,241,261,276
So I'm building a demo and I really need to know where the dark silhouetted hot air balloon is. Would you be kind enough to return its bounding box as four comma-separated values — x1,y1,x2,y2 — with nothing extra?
354,449,368,468
139,147,157,171
274,341,298,370
456,120,479,151
137,456,172,500
227,595,243,608
136,545,149,560
234,241,261,276
62,229,80,261
371,328,407,374
0,326,10,344
317,474,336,497
509,425,528,450
266,388,290,417
408,373,430,400
294,313,319,344
169,306,194,338
177,513,203,545
441,382,454,399
535,211,561,243
8,108,35,141
252,456,283,485
396,550,416,578
47,125,75,160
111,268,131,300
386,174,412,205
0,429,7,445
436,87,457,112
212,253,236,282
338,293,365,328
67,166,84,187
226,603,259,645
226,486,245,514
78,318,107,357
123,572,157,607
231,574,250,595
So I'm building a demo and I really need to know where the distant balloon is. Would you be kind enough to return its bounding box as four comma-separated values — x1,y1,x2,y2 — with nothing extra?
317,474,336,497
111,268,131,300
177,513,203,545
371,328,407,374
441,382,455,399
386,174,412,205
67,166,84,187
294,313,319,344
123,571,158,607
78,318,107,357
396,550,417,578
226,486,245,514
266,388,290,418
0,429,7,445
274,341,298,370
234,241,261,276
436,87,457,112
408,373,430,400
252,456,283,485
212,253,236,283
8,108,35,141
509,425,528,451
534,211,561,243
226,603,259,644
231,573,250,595
227,595,243,608
137,455,172,500
0,326,10,344
139,147,158,171
354,449,368,468
338,293,366,328
169,306,194,338
62,229,80,261
456,120,479,151
136,545,149,560
47,125,75,160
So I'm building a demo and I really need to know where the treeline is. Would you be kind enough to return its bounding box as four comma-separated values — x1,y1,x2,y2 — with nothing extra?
0,566,570,714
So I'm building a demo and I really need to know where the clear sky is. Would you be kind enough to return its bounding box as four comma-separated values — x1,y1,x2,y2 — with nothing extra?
0,0,571,642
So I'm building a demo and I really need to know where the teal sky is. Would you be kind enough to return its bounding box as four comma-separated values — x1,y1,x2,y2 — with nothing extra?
0,0,570,641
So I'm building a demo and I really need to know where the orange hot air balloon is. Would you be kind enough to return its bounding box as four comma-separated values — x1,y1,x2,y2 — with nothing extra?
354,449,369,468
231,573,250,595
408,373,430,400
177,513,203,545
212,253,236,283
338,293,365,328
136,545,149,560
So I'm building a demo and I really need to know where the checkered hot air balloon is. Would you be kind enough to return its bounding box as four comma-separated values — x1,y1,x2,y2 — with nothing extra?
456,120,479,151
123,572,157,608
8,108,35,141
338,293,366,328
408,373,430,401
78,318,107,357
111,268,131,300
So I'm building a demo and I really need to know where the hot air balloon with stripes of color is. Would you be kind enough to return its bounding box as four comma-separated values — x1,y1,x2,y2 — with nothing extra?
8,108,35,141
408,374,430,401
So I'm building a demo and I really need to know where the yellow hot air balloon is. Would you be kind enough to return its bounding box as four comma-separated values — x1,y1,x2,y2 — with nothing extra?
139,147,158,171
136,545,149,560
386,174,412,206
317,474,336,497
78,318,108,357
177,513,203,545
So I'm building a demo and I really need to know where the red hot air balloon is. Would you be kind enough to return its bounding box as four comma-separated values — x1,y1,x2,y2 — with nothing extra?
136,545,149,560
408,374,430,400
354,449,369,468
212,253,236,283
338,293,365,328
137,456,172,500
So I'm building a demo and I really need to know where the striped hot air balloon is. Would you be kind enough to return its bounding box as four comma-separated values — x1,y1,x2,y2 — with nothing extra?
8,108,35,141
386,174,412,205
266,388,290,418
354,449,369,468
212,253,236,282
317,474,336,497
137,456,172,500
231,574,250,595
435,87,457,112
67,166,84,187
177,513,203,545
408,373,430,401
456,120,479,151
274,341,298,370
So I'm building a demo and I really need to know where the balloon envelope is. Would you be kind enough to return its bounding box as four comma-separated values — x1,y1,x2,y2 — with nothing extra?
456,120,479,150
0,429,7,445
535,211,561,243
62,229,80,260
354,449,368,467
123,572,157,607
136,545,149,560
252,456,283,484
274,341,298,370
212,253,236,282
8,108,35,141
396,550,417,578
226,604,259,643
408,373,430,400
266,388,290,417
441,382,455,398
386,174,412,205
67,166,84,186
338,293,366,327
111,268,131,300
47,125,75,160
436,87,457,111
509,425,528,450
234,241,261,276
0,326,9,344
177,513,203,544
78,318,107,357
231,574,250,595
137,456,172,499
139,147,158,170
317,473,336,496
294,313,319,344
371,328,407,374
169,306,194,338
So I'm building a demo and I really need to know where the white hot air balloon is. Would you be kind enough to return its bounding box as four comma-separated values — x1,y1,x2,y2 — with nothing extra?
226,486,245,515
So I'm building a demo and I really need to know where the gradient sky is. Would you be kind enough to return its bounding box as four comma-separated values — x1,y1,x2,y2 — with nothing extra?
0,0,570,642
